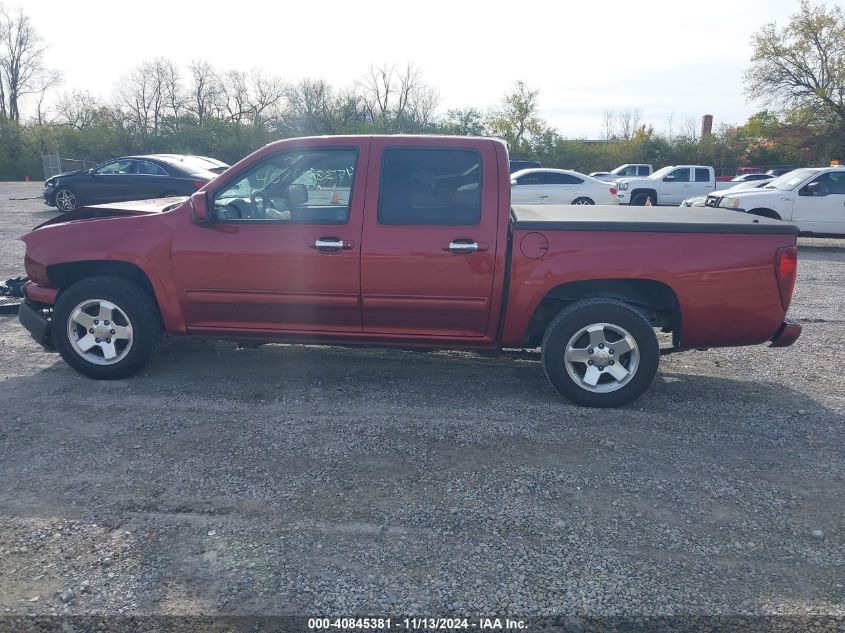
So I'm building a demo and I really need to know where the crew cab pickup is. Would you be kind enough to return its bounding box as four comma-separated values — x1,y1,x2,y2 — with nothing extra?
18,135,802,407
707,166,845,235
616,166,734,206
590,164,653,181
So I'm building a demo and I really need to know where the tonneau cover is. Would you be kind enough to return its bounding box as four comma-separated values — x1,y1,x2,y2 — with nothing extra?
511,204,799,235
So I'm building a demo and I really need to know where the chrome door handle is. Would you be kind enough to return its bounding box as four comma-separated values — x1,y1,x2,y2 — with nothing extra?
450,241,477,253
313,238,351,253
445,240,477,255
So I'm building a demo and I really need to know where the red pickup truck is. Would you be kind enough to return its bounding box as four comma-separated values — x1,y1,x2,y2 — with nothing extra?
18,135,801,407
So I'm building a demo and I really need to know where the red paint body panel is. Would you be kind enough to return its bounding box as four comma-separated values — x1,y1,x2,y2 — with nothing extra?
19,135,798,354
500,230,794,348
23,281,58,304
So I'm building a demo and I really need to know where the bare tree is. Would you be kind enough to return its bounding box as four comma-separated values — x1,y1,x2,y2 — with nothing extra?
0,5,59,122
187,60,221,124
114,58,185,143
158,58,185,133
602,109,616,140
359,63,394,130
33,67,62,125
219,68,284,127
331,86,368,131
285,78,333,135
681,115,698,140
617,108,643,140
55,89,108,130
358,63,439,132
665,112,675,141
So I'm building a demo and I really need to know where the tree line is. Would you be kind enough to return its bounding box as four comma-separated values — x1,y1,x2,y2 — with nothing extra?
1,0,843,181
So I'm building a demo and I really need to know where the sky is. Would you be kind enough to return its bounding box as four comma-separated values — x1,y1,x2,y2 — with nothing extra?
20,0,842,137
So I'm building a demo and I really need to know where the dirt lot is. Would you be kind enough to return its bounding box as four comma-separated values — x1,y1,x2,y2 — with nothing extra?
0,183,843,624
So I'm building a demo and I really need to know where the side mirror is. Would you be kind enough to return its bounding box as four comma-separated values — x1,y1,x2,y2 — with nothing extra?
663,175,676,182
510,179,518,186
190,191,209,222
801,181,822,196
287,183,308,205
88,168,96,176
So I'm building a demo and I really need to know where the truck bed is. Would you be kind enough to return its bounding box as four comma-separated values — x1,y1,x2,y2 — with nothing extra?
511,205,799,235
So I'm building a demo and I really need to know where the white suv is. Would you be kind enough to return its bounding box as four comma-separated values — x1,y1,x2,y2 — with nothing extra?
712,167,845,235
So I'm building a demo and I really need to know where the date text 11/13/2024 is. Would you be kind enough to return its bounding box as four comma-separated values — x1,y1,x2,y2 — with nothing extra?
307,617,527,630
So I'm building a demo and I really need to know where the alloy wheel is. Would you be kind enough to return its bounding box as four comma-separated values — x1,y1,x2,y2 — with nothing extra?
66,299,134,365
563,322,640,393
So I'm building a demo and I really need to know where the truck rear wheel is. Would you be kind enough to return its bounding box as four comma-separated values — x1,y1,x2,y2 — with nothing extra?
541,298,659,407
52,276,163,379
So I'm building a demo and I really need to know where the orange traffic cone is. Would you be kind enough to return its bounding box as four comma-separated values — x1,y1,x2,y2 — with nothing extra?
644,196,652,206
330,183,340,205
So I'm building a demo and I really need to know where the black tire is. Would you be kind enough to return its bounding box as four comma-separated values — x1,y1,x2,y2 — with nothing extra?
541,298,659,407
572,197,595,205
630,192,653,206
54,187,80,211
52,276,163,379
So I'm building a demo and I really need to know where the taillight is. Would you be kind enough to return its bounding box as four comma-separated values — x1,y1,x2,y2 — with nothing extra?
193,181,206,190
775,246,798,310
609,187,618,196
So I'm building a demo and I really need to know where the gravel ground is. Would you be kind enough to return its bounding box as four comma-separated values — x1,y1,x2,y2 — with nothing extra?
0,183,843,626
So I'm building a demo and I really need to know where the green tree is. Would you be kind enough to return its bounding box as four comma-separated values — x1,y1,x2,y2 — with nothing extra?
486,81,549,156
746,0,845,129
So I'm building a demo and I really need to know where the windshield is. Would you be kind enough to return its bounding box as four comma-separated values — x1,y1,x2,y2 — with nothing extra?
649,166,674,179
764,168,817,190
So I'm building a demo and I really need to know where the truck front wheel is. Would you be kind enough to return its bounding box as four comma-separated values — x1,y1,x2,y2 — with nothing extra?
630,192,654,206
52,276,163,379
541,299,659,407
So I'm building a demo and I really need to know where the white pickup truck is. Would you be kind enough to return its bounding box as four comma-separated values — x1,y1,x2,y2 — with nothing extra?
590,164,653,181
708,166,845,235
616,165,733,206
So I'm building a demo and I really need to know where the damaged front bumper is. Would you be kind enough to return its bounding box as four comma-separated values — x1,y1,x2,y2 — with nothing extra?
19,300,53,349
18,281,57,350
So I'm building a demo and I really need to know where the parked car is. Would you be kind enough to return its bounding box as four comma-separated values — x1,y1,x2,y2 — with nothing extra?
766,166,798,177
736,166,765,176
19,135,800,408
155,154,230,175
681,177,774,207
730,173,772,183
511,168,618,205
43,154,226,212
616,165,735,206
709,166,845,235
509,159,542,173
590,164,653,181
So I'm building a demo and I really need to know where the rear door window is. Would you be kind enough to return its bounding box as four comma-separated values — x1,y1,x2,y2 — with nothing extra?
694,168,711,182
378,149,482,225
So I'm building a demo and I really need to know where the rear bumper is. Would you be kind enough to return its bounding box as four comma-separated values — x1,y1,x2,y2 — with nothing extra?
769,319,802,348
19,300,54,350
